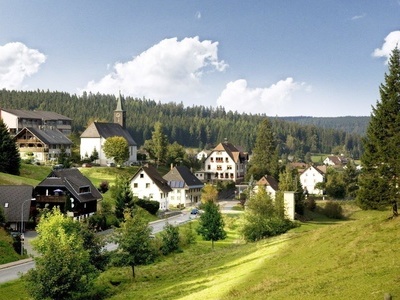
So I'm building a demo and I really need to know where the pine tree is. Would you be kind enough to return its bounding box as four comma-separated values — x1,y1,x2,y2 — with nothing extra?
196,201,226,249
247,118,279,180
0,119,20,175
357,46,400,209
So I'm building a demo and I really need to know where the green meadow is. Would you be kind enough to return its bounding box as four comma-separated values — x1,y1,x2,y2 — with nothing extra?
0,165,399,299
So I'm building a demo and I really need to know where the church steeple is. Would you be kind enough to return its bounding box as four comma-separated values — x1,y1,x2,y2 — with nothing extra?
114,92,126,128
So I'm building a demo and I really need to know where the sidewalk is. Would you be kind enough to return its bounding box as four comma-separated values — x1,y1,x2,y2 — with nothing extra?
0,258,33,270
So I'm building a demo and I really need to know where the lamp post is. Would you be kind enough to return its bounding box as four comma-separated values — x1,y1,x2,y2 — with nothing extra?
21,198,35,255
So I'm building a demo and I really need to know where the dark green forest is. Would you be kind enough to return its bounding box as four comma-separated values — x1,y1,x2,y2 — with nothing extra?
0,89,366,159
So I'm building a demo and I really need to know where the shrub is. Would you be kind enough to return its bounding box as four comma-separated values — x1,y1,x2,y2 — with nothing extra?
323,201,344,219
179,222,197,247
98,181,109,194
136,199,160,215
106,215,120,228
305,196,317,211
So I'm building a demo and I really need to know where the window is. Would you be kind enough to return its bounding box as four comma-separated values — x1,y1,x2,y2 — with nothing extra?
133,183,138,188
217,165,222,170
4,203,8,208
146,183,150,188
227,165,232,170
140,173,144,178
79,186,90,193
207,165,211,170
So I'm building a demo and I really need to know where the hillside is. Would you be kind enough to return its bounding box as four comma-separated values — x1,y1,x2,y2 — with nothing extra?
102,206,399,300
0,89,364,158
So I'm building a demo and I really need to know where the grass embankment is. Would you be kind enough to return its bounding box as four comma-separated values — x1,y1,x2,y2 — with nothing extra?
100,205,399,300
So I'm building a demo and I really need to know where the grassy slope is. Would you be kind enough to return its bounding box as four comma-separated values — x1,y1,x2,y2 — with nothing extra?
102,207,400,300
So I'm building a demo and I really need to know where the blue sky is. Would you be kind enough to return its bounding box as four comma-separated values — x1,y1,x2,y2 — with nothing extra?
0,1,399,117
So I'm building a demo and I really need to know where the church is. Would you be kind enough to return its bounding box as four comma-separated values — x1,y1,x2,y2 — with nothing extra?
80,94,137,166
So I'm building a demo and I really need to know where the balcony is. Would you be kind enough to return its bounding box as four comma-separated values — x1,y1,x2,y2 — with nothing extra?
36,195,67,204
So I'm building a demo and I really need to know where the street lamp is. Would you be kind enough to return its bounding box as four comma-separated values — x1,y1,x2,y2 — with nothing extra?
21,198,35,255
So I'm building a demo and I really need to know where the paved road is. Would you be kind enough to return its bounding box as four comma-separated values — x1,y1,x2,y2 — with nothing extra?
0,202,239,283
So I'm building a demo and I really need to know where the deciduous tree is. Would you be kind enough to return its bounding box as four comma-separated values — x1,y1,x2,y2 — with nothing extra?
24,208,98,300
114,208,155,278
201,184,218,203
103,136,129,166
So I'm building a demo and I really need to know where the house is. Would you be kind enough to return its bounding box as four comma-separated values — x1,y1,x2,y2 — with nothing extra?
195,140,248,183
0,185,34,232
255,175,279,199
300,165,325,195
196,150,211,161
80,94,137,166
323,155,348,166
34,168,102,219
0,108,72,135
14,127,72,163
163,165,204,208
130,165,172,211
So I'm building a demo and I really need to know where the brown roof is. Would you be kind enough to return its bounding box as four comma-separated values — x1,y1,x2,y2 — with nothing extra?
213,141,248,163
256,175,279,191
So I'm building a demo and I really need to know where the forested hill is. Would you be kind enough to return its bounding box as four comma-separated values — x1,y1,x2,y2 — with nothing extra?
0,89,364,159
281,116,370,136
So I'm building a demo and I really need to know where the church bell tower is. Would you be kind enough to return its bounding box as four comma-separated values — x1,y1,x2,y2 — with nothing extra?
114,92,126,129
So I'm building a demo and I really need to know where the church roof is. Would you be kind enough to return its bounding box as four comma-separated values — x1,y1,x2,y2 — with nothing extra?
80,122,137,146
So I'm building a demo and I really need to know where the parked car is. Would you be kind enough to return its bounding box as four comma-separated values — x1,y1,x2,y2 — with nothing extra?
190,208,199,215
107,162,115,167
82,163,92,168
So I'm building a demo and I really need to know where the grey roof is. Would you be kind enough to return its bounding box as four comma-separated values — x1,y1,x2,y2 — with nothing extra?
1,108,72,121
15,127,72,145
36,169,102,203
115,93,125,111
0,185,34,223
163,166,204,189
132,165,172,193
80,122,136,146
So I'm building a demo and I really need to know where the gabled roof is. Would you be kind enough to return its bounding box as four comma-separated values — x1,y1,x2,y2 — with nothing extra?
36,169,102,203
213,141,247,163
15,127,72,145
131,165,172,193
0,185,34,222
257,175,279,191
325,155,347,165
163,166,204,189
1,108,71,121
300,165,325,176
80,122,136,146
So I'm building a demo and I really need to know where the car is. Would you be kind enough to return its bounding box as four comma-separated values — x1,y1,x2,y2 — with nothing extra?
82,163,92,168
190,208,199,215
107,162,115,167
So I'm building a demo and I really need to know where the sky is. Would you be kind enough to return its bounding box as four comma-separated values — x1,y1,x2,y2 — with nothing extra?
0,1,399,117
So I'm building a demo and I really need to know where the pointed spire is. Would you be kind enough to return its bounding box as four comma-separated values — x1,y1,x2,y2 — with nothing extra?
116,91,125,111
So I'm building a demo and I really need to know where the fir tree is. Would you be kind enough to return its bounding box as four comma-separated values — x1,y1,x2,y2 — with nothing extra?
357,46,400,209
247,118,279,180
0,119,20,175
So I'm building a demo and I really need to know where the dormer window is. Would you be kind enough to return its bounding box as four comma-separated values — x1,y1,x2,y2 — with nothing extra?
79,186,90,193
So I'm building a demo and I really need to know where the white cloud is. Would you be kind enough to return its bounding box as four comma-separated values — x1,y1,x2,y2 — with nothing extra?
372,31,400,63
0,42,46,89
195,11,201,20
83,37,227,101
351,13,366,20
216,78,311,116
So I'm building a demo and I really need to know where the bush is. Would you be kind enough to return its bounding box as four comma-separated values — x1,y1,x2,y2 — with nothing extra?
241,216,296,242
323,201,344,219
305,196,317,211
106,215,120,228
179,222,197,247
136,199,160,215
98,181,109,194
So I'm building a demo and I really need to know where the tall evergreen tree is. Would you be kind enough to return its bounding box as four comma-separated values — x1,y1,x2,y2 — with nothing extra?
357,46,400,209
0,119,20,175
247,118,279,180
151,122,168,165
